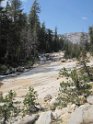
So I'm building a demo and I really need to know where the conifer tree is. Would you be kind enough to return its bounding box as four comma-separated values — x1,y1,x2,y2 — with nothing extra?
29,0,40,61
57,68,92,107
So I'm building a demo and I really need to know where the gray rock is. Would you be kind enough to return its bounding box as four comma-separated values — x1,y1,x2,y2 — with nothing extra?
49,97,57,106
61,59,66,63
49,97,58,110
87,95,93,105
18,114,39,124
44,94,52,102
35,111,53,124
68,107,83,124
62,32,89,44
35,104,44,111
67,103,77,113
69,104,93,124
53,109,63,120
29,105,39,113
16,67,24,72
0,82,3,87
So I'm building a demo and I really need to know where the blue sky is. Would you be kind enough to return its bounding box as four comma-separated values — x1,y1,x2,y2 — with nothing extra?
2,0,93,34
17,0,93,34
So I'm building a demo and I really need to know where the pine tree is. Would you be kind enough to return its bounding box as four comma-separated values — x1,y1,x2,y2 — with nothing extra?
38,22,47,52
0,0,11,64
28,0,40,62
89,26,93,53
57,68,92,107
5,0,26,65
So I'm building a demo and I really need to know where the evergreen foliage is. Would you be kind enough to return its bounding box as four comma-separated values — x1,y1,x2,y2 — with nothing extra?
64,41,81,59
89,26,93,53
0,0,64,67
23,87,37,115
0,87,38,123
0,0,93,69
57,68,92,107
79,48,93,81
0,90,18,124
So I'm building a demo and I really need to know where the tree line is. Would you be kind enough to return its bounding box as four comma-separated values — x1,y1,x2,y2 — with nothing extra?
0,0,64,67
0,0,93,68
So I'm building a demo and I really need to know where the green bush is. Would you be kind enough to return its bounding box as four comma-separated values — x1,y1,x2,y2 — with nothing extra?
57,68,92,107
0,90,18,124
23,87,37,115
0,87,38,123
0,65,8,74
64,41,81,59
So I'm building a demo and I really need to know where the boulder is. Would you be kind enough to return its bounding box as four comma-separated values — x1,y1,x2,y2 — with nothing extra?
16,67,24,72
61,59,66,63
69,104,93,124
49,97,58,110
67,103,77,113
35,111,53,124
0,83,3,88
35,104,44,111
68,106,83,124
52,109,63,120
18,114,39,124
44,94,52,102
87,95,93,105
49,97,58,106
29,105,40,113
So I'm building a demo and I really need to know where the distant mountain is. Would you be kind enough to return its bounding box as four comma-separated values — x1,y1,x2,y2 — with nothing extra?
61,32,90,44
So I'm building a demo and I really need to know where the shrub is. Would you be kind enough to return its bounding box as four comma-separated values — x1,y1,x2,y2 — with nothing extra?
23,87,37,115
79,49,93,81
0,65,8,74
57,68,92,107
0,90,18,124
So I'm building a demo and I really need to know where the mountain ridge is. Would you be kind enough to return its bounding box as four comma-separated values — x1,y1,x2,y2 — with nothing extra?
61,32,90,44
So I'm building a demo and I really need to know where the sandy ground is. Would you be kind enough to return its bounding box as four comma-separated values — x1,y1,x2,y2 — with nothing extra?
1,52,93,124
0,53,76,103
0,52,78,102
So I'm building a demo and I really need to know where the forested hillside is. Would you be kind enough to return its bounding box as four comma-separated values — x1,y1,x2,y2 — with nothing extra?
0,0,64,67
0,0,93,68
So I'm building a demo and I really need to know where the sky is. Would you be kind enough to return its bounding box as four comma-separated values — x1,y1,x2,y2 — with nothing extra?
2,0,93,34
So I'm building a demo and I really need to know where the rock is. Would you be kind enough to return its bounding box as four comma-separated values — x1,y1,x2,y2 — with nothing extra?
0,91,3,97
63,32,89,44
35,104,44,111
61,112,71,124
0,83,3,87
68,107,83,124
44,94,52,102
61,59,66,63
28,104,44,113
35,111,53,124
49,97,58,110
61,107,68,115
16,67,24,72
5,69,11,74
49,104,56,111
52,109,63,120
69,104,93,124
67,103,77,113
50,97,57,106
29,105,39,113
18,114,39,124
11,68,16,73
83,105,93,124
87,95,93,105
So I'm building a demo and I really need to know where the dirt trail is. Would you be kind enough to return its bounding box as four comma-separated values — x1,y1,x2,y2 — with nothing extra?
0,53,77,102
